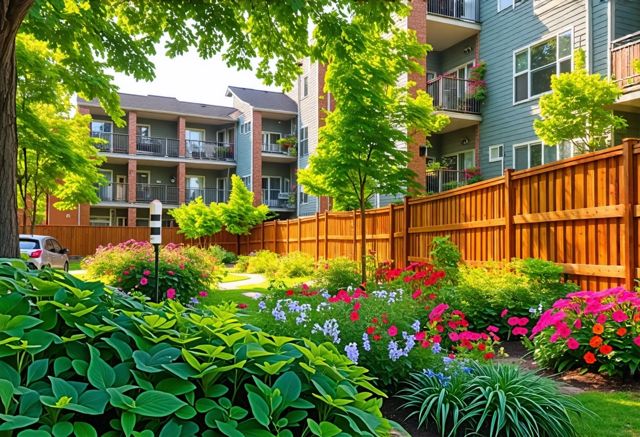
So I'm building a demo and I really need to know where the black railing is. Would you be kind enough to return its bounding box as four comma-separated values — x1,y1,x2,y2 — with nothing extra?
262,143,296,156
136,136,179,157
91,132,129,153
427,0,478,22
136,184,178,204
186,140,234,161
427,76,481,114
185,188,218,204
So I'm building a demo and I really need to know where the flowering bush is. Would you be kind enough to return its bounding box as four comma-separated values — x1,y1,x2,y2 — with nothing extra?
530,287,640,376
313,257,361,292
82,240,220,304
253,263,500,387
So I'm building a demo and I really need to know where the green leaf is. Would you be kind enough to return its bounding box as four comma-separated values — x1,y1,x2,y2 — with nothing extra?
103,336,133,361
121,411,136,436
16,431,50,437
52,421,74,437
248,392,270,428
175,405,197,420
54,357,73,376
273,371,301,405
129,390,187,417
159,420,182,437
0,379,14,410
73,423,97,437
0,414,39,431
27,359,49,385
216,420,244,437
156,378,196,395
50,377,78,402
87,345,115,389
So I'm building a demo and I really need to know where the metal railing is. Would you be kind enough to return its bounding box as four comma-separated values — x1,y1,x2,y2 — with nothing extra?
136,136,180,157
91,132,129,154
185,188,217,204
136,184,178,204
186,140,234,161
97,183,128,202
425,169,468,194
261,143,296,156
427,76,481,114
611,31,640,90
262,190,295,209
427,0,478,22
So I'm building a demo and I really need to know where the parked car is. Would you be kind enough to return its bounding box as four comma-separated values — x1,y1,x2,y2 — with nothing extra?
19,235,70,271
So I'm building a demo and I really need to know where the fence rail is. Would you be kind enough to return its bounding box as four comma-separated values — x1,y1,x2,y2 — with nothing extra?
35,139,640,291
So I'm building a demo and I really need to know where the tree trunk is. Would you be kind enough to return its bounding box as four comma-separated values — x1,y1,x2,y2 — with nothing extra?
0,0,34,257
360,202,367,285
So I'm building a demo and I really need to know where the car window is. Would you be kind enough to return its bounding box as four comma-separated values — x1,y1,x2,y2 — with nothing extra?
19,239,39,250
44,239,55,251
51,239,62,252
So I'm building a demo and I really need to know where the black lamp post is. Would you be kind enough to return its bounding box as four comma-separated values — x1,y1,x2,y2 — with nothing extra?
149,200,162,302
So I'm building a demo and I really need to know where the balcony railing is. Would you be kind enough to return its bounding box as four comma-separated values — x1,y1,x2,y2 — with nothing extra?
427,0,478,22
611,31,640,91
137,136,179,157
185,188,218,204
427,76,481,114
186,140,234,161
136,184,178,204
262,190,294,209
91,132,129,153
262,143,296,156
426,169,468,194
97,183,128,202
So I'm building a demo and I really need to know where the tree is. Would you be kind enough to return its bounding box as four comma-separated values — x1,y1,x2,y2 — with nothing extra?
534,49,628,153
219,175,269,253
0,1,405,257
298,21,449,283
16,34,105,233
169,197,222,246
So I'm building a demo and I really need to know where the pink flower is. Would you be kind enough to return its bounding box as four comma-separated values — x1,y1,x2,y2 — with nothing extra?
166,288,176,299
566,338,580,350
350,311,360,322
634,336,640,347
612,310,628,323
388,325,398,337
140,277,148,286
596,313,608,324
507,317,520,327
512,327,528,336
123,270,130,276
415,331,426,341
573,319,582,329
238,303,248,309
199,291,208,297
354,302,361,311
448,332,459,342
429,303,449,322
517,317,529,326
167,271,175,276
487,325,499,333
143,269,151,276
412,289,422,299
179,264,185,270
500,309,508,318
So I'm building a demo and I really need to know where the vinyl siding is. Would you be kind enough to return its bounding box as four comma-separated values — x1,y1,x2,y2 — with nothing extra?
137,118,177,139
591,0,609,76
233,96,253,181
438,36,477,74
262,118,293,137
614,0,640,39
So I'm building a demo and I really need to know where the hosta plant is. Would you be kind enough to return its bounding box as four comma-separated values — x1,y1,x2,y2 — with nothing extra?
0,259,392,436
82,239,221,304
529,287,640,376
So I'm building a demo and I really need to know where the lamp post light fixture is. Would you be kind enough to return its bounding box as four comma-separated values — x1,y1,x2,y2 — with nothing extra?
149,200,162,302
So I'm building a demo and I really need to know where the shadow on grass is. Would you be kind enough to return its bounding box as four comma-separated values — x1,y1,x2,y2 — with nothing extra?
571,391,640,437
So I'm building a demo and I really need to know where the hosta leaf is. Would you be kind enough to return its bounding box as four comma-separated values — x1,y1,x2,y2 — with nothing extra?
129,390,187,417
0,414,39,431
52,421,74,437
158,420,182,437
248,392,270,427
156,378,196,395
73,422,97,437
103,336,133,361
175,405,197,420
0,380,14,410
121,411,136,437
216,420,243,437
87,345,115,389
54,357,73,376
27,359,49,385
273,371,301,405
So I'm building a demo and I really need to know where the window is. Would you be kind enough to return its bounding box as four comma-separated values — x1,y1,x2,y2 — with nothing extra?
240,121,252,134
240,176,251,189
90,120,112,140
443,150,475,171
300,185,309,204
514,30,572,103
513,142,544,170
136,124,151,138
216,178,228,202
261,132,282,152
300,126,309,155
489,145,504,162
262,177,282,206
558,141,577,159
497,0,513,12
185,129,205,156
303,76,308,97
186,175,205,201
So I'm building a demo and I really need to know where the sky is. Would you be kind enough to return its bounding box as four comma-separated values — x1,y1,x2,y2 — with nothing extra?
111,46,281,107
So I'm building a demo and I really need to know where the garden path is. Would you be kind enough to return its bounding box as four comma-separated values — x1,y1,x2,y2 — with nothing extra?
218,274,266,300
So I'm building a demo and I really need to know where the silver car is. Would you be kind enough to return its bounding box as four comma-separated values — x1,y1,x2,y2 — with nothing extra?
19,235,70,271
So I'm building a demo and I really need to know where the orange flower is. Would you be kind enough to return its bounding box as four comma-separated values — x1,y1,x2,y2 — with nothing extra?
634,313,640,323
584,352,597,365
589,336,603,348
616,327,628,337
592,323,604,335
599,344,613,355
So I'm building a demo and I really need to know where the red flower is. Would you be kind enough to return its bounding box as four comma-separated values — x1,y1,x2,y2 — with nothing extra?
487,325,499,333
616,327,627,337
599,344,613,355
589,336,603,348
478,343,486,351
415,331,426,341
372,317,379,324
412,289,422,299
483,352,495,360
428,293,437,300
286,290,294,296
512,327,528,336
350,311,360,322
388,325,398,337
167,270,175,276
237,303,248,309
123,270,130,276
432,335,442,343
507,317,520,327
583,352,597,364
366,326,375,335
373,334,381,341
353,302,361,311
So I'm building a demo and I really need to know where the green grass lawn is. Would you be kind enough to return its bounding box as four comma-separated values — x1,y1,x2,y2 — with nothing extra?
234,276,313,291
571,391,640,437
220,273,249,283
68,259,83,271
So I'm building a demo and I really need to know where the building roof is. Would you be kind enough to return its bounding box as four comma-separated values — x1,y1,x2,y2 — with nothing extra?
78,93,237,119
225,86,297,114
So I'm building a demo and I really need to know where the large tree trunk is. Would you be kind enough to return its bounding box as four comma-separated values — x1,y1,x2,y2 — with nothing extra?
0,0,34,257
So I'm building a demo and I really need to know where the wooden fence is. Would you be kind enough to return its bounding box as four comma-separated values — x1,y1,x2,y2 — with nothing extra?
35,139,640,291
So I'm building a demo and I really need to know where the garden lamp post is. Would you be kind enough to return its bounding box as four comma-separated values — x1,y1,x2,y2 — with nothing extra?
149,200,162,303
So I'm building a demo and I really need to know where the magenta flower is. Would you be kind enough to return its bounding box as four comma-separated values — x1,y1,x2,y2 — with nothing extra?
123,270,130,276
166,288,176,299
199,291,208,297
140,277,148,286
612,310,628,323
573,318,582,329
429,303,449,322
487,325,499,333
566,338,580,350
512,327,528,336
507,317,519,326
143,269,151,276
387,325,398,337
596,313,608,324
500,309,508,318
167,271,175,276
634,336,640,347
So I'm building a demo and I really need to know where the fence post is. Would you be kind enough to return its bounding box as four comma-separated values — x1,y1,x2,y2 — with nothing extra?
504,168,515,262
388,204,395,265
352,210,357,260
261,222,265,250
324,211,329,260
315,212,320,261
297,218,302,252
403,196,410,267
286,220,290,255
622,139,637,290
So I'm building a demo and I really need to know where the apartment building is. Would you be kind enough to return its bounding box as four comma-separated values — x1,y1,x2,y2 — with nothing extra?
45,88,299,227
293,0,640,210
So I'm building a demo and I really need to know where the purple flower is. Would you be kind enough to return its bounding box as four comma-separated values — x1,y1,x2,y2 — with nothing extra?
362,333,371,352
344,343,359,364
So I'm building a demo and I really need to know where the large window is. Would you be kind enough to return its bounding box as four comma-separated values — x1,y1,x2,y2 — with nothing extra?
514,30,572,103
90,120,112,138
136,125,151,138
300,185,309,204
240,121,251,134
513,142,543,170
185,129,205,155
186,175,205,201
300,127,309,155
443,149,475,171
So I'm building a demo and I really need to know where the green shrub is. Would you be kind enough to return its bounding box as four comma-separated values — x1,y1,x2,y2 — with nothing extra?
245,250,280,276
0,260,393,436
208,244,237,264
82,240,220,304
277,251,315,278
234,255,250,272
399,362,589,437
315,257,361,292
430,236,461,284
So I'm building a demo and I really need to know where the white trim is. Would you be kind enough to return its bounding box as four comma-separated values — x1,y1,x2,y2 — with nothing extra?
99,168,114,183
585,0,591,74
607,0,613,77
136,124,151,137
445,61,475,78
443,149,476,170
90,119,113,133
426,13,481,31
299,126,309,156
186,174,206,187
185,127,206,141
216,177,228,202
497,0,513,13
511,140,548,170
488,144,504,162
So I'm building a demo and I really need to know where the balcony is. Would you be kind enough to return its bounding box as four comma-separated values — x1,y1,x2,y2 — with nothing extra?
92,132,128,153
427,76,482,133
186,140,234,161
261,142,297,163
185,188,218,204
425,169,469,194
262,190,295,210
611,31,640,107
137,136,179,157
426,0,480,51
97,183,128,203
136,184,178,204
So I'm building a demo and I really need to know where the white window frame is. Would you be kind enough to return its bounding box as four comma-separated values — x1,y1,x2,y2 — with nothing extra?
300,185,309,205
513,29,573,105
136,124,151,137
240,175,251,189
261,131,282,147
216,178,228,202
488,144,504,163
498,0,524,12
443,149,476,171
300,126,309,156
283,178,290,194
90,120,113,134
240,121,252,134
303,76,309,97
512,141,548,170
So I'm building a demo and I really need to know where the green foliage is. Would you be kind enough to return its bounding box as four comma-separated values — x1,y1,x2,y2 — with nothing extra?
169,197,222,241
82,240,220,304
0,260,392,436
429,236,461,284
208,245,237,264
534,49,628,153
468,61,487,102
399,363,589,437
234,255,251,273
244,250,280,276
277,251,316,278
220,175,269,236
315,257,362,292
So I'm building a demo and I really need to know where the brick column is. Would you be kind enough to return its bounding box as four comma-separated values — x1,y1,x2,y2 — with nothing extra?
127,208,137,227
252,111,263,206
406,0,427,192
177,163,186,204
128,111,137,155
178,116,186,157
128,159,137,205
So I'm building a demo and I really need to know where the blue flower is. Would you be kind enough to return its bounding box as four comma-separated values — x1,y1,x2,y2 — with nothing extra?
362,333,371,352
258,301,267,311
190,297,199,305
442,356,454,367
311,318,341,344
431,342,442,354
344,342,359,364
411,320,421,332
388,340,406,361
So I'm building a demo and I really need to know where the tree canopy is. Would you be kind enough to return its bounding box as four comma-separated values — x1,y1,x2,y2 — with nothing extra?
219,175,269,237
169,197,222,243
534,50,627,153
